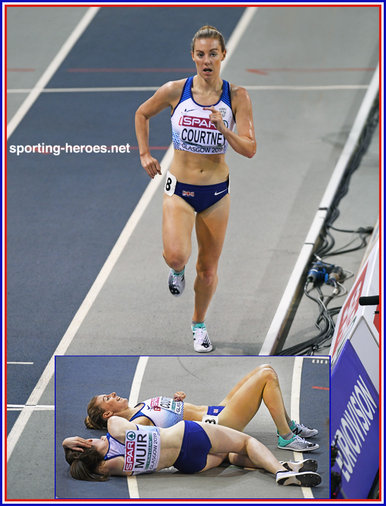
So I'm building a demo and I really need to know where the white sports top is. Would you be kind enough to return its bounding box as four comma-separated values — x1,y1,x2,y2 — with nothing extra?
130,396,184,427
171,76,235,155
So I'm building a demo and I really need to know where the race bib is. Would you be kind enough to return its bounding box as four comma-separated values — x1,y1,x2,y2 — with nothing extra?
164,172,177,196
123,426,161,475
202,413,219,424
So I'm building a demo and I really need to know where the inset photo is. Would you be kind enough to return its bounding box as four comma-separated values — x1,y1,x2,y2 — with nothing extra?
55,355,330,500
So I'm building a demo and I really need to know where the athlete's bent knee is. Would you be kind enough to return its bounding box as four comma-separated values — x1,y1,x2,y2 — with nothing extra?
163,250,188,271
196,268,217,287
260,364,278,383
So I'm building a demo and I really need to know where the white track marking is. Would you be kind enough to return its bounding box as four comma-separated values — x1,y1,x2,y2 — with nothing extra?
291,357,314,498
126,357,149,499
290,357,303,424
7,7,100,139
222,7,257,67
7,362,33,365
7,405,54,411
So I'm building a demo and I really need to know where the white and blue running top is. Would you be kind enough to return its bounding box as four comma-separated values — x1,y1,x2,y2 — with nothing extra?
129,396,184,427
171,76,235,155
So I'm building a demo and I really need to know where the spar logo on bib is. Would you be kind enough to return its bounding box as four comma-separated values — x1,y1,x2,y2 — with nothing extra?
179,115,229,130
124,431,136,472
150,397,162,410
180,115,217,130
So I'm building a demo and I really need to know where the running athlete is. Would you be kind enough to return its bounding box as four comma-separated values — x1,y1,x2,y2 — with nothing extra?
135,26,256,352
85,365,319,452
63,416,321,487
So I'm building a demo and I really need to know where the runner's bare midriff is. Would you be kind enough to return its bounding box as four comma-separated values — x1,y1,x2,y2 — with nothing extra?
170,149,229,185
182,403,208,421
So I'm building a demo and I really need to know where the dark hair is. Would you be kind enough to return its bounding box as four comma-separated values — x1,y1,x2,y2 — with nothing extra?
84,396,107,430
64,446,109,482
191,25,226,52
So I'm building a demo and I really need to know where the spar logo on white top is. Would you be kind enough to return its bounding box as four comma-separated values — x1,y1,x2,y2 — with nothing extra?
124,431,136,472
179,115,229,130
124,427,161,475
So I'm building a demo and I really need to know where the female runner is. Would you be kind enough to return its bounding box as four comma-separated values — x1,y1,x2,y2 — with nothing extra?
85,365,319,452
63,416,321,487
135,25,256,352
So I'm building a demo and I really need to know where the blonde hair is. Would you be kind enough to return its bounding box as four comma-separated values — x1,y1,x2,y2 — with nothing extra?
191,25,226,52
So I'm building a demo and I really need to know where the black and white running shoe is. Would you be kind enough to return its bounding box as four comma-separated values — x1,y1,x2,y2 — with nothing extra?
276,470,322,487
192,325,213,353
280,459,318,473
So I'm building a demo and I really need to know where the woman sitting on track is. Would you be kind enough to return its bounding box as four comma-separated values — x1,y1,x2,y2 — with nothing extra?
63,415,321,487
84,365,319,452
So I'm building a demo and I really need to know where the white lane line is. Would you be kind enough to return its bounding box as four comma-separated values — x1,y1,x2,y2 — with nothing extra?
126,357,149,499
6,147,174,461
291,357,314,499
128,357,149,408
260,65,379,355
6,7,100,139
7,405,54,411
290,357,303,428
222,6,257,66
6,84,368,93
7,362,34,365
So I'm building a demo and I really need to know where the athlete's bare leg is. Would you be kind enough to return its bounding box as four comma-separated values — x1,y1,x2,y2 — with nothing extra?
162,194,195,271
218,365,292,435
200,423,286,474
193,194,230,322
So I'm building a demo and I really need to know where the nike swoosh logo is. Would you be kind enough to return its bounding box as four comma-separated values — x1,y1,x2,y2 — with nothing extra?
184,108,197,112
214,189,227,196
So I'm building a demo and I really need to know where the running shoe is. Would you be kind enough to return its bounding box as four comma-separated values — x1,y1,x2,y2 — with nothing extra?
280,459,318,473
168,268,185,296
277,434,319,452
192,324,213,353
276,470,322,487
291,420,319,438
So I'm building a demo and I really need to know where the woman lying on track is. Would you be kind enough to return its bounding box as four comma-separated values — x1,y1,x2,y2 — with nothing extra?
84,365,319,452
64,416,321,486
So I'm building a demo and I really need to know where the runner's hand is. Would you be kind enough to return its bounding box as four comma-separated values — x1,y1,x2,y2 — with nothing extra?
203,106,226,134
62,436,93,452
173,391,186,401
140,152,162,179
